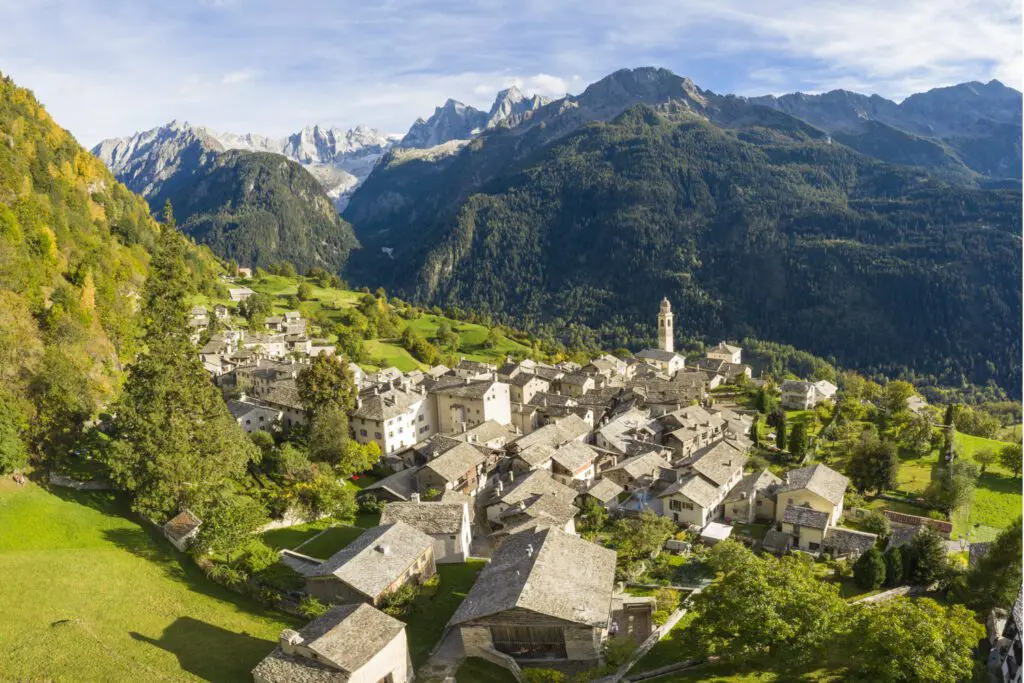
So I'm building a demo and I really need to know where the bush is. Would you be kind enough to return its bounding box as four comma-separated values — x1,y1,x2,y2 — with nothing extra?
380,583,420,617
358,493,383,514
603,635,639,667
652,609,671,626
523,669,566,683
860,510,891,540
298,596,328,618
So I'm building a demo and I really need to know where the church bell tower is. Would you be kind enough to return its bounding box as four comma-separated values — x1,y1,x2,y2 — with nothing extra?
658,298,674,353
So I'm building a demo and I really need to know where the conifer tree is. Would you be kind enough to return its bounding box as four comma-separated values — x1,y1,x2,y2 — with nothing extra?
104,207,256,520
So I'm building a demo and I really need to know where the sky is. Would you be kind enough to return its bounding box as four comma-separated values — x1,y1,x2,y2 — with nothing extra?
1,0,1020,146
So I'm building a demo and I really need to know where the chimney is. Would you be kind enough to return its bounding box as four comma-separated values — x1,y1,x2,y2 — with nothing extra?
376,544,391,556
411,493,421,503
525,543,534,558
239,391,247,402
280,630,303,655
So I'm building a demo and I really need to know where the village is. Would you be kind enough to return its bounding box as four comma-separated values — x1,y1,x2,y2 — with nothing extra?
173,284,1021,683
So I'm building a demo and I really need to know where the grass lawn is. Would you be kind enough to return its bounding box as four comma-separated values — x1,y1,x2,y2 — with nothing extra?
260,519,333,550
406,314,532,364
363,339,424,372
293,525,365,560
0,481,296,682
406,561,486,666
652,660,844,682
952,432,1021,532
454,657,519,682
634,612,698,672
731,523,769,542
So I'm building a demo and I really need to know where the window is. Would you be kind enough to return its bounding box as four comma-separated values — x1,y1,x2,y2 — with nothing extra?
388,431,394,437
756,499,762,506
669,500,682,512
809,542,821,551
420,426,429,433
360,429,367,437
375,432,382,439
419,414,425,421
787,498,794,505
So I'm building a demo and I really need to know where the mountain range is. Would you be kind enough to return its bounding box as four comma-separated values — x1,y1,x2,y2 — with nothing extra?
90,66,1022,392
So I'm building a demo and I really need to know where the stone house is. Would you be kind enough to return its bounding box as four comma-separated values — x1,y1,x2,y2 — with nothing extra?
304,521,436,606
780,380,817,410
774,464,848,528
635,348,686,376
380,500,473,563
560,372,595,397
228,286,254,302
508,416,591,475
416,441,487,497
723,469,782,523
351,385,435,455
226,397,284,433
484,470,579,536
658,440,747,528
162,510,201,552
706,342,742,365
780,506,831,551
595,408,663,457
252,603,413,683
582,478,625,511
660,405,726,460
431,380,512,433
508,373,550,405
549,440,599,488
449,526,617,665
601,450,670,491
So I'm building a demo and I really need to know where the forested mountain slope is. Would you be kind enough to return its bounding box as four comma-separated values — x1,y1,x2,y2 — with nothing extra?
93,123,359,273
346,103,1022,393
0,74,220,467
156,150,359,274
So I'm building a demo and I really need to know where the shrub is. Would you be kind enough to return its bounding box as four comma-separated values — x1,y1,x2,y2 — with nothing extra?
380,583,420,617
298,596,328,618
860,510,892,540
358,493,383,514
652,609,671,626
603,635,639,667
523,669,566,683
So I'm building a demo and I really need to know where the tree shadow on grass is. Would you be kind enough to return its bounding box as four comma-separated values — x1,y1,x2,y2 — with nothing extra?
131,617,277,682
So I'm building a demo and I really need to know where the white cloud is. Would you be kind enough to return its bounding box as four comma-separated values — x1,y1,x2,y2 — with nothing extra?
222,68,259,85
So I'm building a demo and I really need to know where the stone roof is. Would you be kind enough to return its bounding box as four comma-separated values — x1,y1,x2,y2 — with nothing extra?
309,522,434,599
776,464,848,507
360,467,420,501
433,379,500,399
451,420,517,448
251,604,404,681
585,478,624,503
597,407,662,453
528,391,574,408
604,451,669,481
822,527,878,557
351,387,425,422
163,510,201,541
509,372,546,388
550,441,598,474
561,371,594,386
686,441,748,487
969,541,992,567
531,366,564,382
497,470,579,509
511,415,590,453
763,529,792,552
380,502,467,535
658,474,721,509
782,505,830,530
423,442,486,483
636,348,682,363
710,342,741,354
780,379,815,393
725,469,782,503
449,526,616,628
262,380,304,410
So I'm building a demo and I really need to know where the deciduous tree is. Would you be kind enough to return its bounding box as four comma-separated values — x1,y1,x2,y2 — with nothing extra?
296,354,357,418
